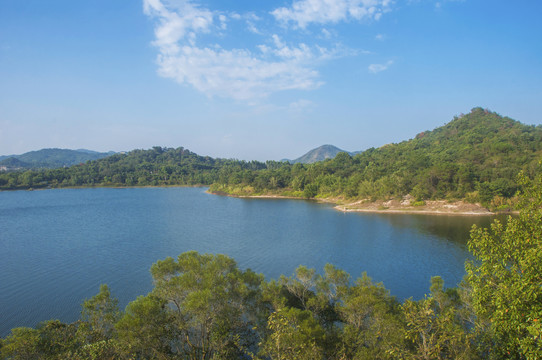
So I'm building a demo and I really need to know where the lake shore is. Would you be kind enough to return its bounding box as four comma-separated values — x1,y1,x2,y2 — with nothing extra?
208,190,515,216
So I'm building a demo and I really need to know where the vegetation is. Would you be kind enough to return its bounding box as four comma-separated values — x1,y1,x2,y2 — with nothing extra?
0,149,115,170
211,108,542,209
1,108,541,210
0,147,269,190
2,169,541,359
285,144,355,164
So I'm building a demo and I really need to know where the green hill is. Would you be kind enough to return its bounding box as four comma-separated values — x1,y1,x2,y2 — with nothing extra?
0,148,115,170
288,144,353,164
211,108,542,207
0,146,267,189
2,108,541,208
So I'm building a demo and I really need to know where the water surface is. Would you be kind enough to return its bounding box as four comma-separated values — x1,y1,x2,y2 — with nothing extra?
0,187,499,337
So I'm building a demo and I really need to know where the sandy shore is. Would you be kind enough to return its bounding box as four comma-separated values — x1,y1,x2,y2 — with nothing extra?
331,198,500,216
208,191,511,216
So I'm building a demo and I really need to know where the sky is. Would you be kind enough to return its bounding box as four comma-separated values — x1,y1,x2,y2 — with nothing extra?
0,0,541,161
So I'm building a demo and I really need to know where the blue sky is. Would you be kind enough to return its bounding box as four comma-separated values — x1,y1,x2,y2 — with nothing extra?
1,0,541,160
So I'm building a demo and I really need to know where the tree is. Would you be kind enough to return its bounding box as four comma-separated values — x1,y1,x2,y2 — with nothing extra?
0,321,81,359
149,251,264,359
402,277,473,359
0,327,41,359
75,284,122,359
261,307,325,360
338,272,405,359
116,295,173,359
466,170,542,359
78,284,121,342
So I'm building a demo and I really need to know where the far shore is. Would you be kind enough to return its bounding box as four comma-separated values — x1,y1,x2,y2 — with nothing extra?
4,185,515,216
208,190,517,216
0,184,208,192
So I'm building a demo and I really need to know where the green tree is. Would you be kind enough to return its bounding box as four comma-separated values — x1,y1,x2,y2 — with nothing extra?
78,284,121,343
1,327,41,359
338,272,405,359
402,277,473,360
466,170,542,359
149,251,264,359
0,321,81,360
116,294,173,359
261,307,325,360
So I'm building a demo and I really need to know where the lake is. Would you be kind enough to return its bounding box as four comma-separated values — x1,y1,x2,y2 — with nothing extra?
0,187,499,337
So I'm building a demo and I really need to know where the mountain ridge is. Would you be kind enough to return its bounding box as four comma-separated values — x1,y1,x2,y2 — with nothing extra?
0,148,116,170
285,144,356,164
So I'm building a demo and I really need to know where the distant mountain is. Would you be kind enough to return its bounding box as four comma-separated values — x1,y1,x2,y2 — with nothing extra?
288,144,354,164
0,148,115,170
0,157,30,170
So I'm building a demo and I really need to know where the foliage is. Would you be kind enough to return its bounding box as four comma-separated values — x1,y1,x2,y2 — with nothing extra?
148,251,265,359
212,108,542,207
0,148,114,170
402,277,474,359
0,146,269,190
466,169,542,359
0,253,477,360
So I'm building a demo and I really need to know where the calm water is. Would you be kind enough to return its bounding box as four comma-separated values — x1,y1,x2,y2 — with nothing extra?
0,187,499,337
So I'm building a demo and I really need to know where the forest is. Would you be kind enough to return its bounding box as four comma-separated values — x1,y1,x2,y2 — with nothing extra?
1,169,541,359
210,108,542,209
1,108,541,210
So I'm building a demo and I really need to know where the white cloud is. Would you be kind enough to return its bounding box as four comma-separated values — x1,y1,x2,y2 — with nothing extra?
143,0,213,54
375,33,385,40
246,21,262,34
143,0,395,100
156,46,322,100
321,28,333,39
272,0,393,28
368,60,393,73
218,14,227,30
144,0,329,100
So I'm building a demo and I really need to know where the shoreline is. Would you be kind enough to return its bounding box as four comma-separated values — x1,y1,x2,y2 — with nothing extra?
207,190,515,216
0,184,208,192
5,185,515,216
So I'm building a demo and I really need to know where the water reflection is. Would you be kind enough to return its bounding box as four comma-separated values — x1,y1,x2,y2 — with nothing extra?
369,212,510,245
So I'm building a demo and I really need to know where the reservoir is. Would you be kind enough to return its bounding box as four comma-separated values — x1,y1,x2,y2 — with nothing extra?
0,187,498,337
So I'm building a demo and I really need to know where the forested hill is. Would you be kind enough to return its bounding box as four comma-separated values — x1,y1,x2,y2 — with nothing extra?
1,108,541,208
288,144,351,164
211,108,542,207
0,146,270,189
0,148,115,170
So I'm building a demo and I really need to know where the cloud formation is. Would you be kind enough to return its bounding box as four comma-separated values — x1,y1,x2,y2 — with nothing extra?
368,60,393,73
272,0,393,28
143,0,394,100
144,0,334,100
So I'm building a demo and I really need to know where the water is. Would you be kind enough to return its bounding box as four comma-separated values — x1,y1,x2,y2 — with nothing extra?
0,187,500,337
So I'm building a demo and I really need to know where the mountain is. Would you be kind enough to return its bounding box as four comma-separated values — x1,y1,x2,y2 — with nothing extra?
2,108,542,208
0,157,29,170
0,146,268,189
0,148,115,170
288,144,353,164
211,107,542,206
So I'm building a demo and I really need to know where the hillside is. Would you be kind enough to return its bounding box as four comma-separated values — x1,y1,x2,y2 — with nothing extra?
0,146,268,189
2,108,541,209
211,108,542,208
288,144,352,164
0,148,115,170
